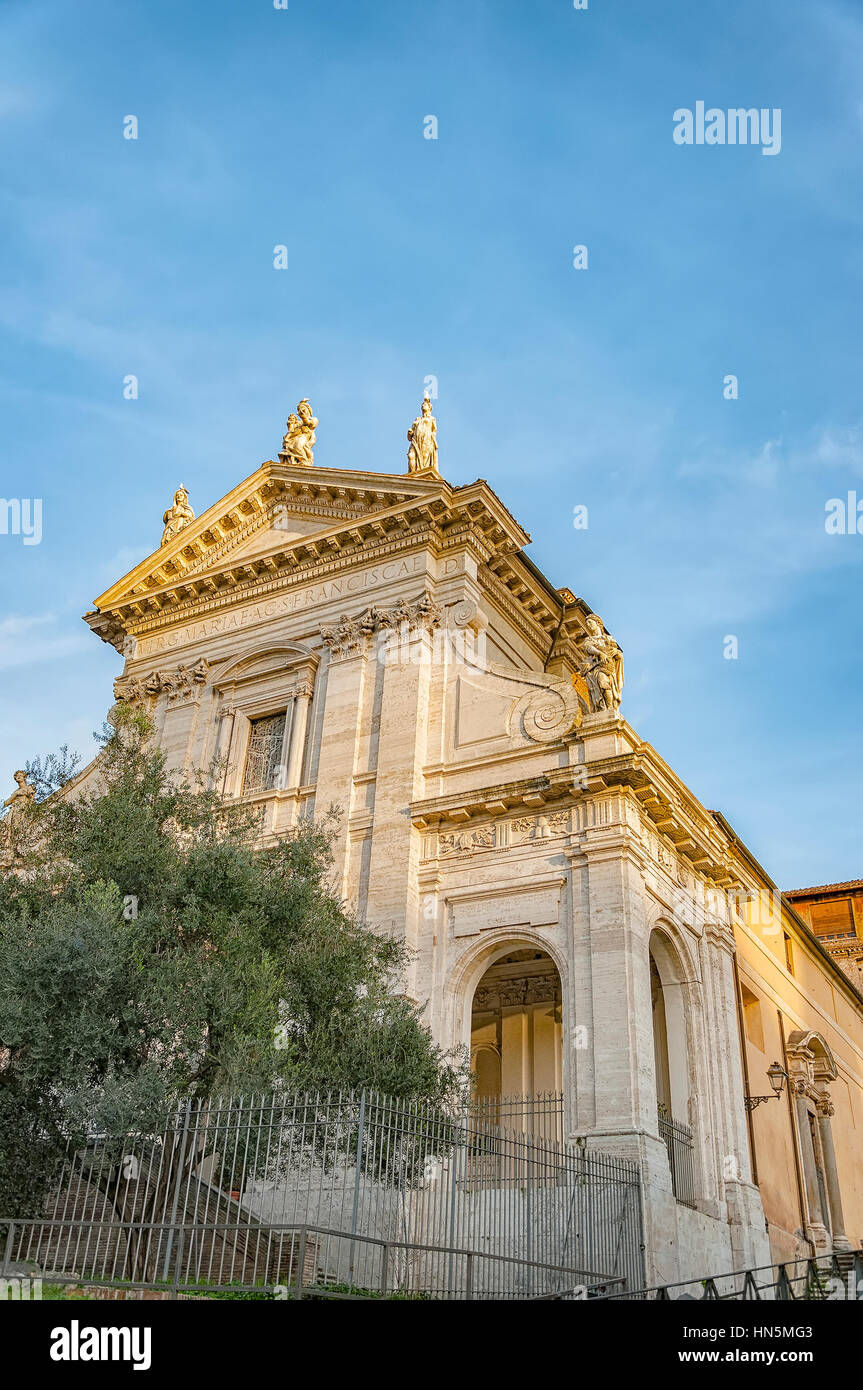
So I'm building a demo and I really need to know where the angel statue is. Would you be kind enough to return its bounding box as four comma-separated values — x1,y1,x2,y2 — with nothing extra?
407,396,439,474
579,613,624,712
160,485,195,546
280,398,318,466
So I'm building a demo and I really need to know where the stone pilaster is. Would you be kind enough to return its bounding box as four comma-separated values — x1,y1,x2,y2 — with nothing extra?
364,625,435,993
312,648,372,900
815,1096,851,1253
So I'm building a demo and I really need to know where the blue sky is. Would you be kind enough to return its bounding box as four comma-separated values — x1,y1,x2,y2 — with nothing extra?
1,0,861,886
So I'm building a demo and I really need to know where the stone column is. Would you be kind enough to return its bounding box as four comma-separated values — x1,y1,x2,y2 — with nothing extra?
212,704,235,790
815,1097,851,1253
286,683,312,790
277,700,294,789
222,710,249,798
579,824,656,1135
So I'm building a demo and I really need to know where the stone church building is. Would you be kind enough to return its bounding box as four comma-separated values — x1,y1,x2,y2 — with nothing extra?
46,398,863,1286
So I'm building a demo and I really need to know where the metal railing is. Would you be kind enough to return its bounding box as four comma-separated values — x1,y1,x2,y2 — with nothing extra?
658,1108,696,1208
2,1089,644,1298
0,1217,628,1301
591,1250,863,1301
469,1091,564,1145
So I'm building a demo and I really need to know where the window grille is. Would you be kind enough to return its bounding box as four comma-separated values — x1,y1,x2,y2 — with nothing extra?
242,712,286,793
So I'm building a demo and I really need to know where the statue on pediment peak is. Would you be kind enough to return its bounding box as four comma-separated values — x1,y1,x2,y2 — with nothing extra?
407,396,439,474
281,398,318,466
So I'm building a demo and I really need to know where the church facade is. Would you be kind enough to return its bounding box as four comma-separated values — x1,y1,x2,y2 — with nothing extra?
62,398,862,1287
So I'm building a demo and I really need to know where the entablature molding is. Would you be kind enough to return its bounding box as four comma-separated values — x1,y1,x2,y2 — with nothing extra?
411,754,735,888
87,469,535,652
410,769,581,830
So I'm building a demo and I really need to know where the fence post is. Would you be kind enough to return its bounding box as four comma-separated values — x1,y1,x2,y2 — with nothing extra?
295,1227,307,1300
161,1098,193,1283
465,1252,473,1302
2,1221,14,1276
446,1118,463,1297
171,1227,185,1300
348,1089,367,1288
525,1139,533,1298
776,1263,791,1300
380,1243,389,1299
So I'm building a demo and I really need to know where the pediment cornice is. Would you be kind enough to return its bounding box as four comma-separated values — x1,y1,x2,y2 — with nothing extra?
85,463,533,651
95,463,446,608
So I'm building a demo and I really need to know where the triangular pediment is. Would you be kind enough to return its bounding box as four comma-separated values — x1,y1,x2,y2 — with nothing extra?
85,459,536,654
93,460,453,611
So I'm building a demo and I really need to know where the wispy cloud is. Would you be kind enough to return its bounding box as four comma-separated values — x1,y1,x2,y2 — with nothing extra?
0,614,90,672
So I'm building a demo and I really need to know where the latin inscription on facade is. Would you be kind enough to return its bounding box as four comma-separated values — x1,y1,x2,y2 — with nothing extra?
135,556,428,657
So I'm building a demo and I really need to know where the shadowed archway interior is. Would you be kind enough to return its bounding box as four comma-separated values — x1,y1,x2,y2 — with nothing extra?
470,948,563,1101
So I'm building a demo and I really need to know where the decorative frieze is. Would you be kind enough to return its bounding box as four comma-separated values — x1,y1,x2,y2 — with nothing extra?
433,808,572,859
473,973,561,1011
439,825,496,855
320,592,442,659
511,810,570,843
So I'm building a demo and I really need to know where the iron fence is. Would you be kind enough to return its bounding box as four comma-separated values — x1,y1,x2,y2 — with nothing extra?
2,1089,644,1299
658,1109,696,1208
591,1250,863,1301
0,1218,628,1300
470,1090,564,1144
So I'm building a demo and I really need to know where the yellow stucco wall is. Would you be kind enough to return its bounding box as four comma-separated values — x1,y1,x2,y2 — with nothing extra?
735,896,863,1263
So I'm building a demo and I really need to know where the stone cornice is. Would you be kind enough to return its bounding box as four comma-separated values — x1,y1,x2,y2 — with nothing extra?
410,751,738,889
478,566,559,656
98,466,431,602
96,466,528,605
411,771,578,829
85,464,592,678
85,470,537,652
104,529,438,643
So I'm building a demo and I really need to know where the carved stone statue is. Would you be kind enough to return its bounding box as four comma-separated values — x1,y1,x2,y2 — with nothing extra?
0,769,36,861
161,485,195,546
407,396,439,474
579,614,624,711
280,398,318,466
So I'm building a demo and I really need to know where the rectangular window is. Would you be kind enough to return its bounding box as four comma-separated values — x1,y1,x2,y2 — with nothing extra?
740,984,764,1052
783,933,794,975
807,898,855,940
242,712,286,793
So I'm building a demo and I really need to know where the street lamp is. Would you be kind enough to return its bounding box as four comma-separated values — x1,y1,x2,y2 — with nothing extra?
745,1061,788,1111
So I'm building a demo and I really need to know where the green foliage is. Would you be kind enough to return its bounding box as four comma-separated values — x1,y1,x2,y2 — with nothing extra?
24,744,81,802
0,708,467,1216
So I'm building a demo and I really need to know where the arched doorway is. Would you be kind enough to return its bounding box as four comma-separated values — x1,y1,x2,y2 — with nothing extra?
649,930,691,1123
650,929,696,1206
470,947,563,1138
